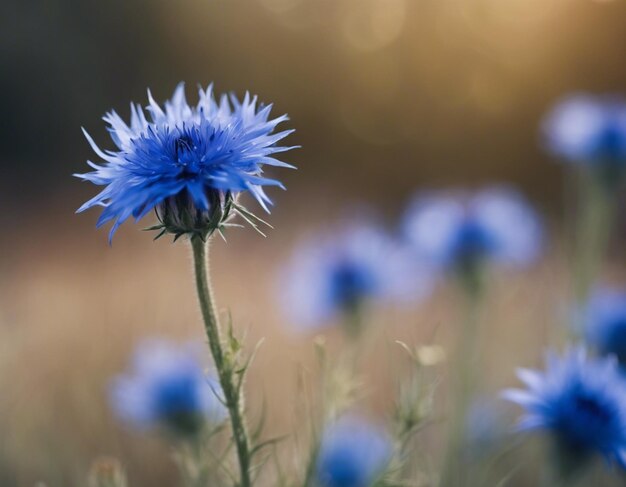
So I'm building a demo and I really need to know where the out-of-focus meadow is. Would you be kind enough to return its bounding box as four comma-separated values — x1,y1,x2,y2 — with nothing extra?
1,0,626,486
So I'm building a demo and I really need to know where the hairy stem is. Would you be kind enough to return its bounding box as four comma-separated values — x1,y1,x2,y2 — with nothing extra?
191,236,252,487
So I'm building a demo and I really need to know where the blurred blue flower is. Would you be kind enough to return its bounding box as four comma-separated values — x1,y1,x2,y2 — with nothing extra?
503,348,626,468
110,338,226,435
402,187,542,274
279,223,432,331
76,83,295,241
316,416,392,487
583,288,626,365
542,94,626,165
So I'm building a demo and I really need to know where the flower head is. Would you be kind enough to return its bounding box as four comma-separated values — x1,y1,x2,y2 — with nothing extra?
110,338,226,436
583,287,626,366
76,83,296,241
542,94,626,166
503,348,626,469
402,187,542,279
316,416,392,487
279,223,432,331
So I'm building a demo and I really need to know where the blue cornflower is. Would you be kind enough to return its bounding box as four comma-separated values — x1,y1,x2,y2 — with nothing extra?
583,288,626,366
279,223,432,331
542,94,626,166
402,187,542,277
110,338,226,436
76,83,296,241
316,416,392,487
503,348,626,469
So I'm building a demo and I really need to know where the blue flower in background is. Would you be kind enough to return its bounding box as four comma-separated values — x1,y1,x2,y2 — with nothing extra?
542,94,626,165
76,83,295,241
279,223,432,331
583,288,626,366
503,348,626,468
316,416,392,487
110,338,226,435
402,187,542,274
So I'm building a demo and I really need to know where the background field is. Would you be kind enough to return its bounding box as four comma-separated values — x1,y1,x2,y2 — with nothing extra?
1,0,626,485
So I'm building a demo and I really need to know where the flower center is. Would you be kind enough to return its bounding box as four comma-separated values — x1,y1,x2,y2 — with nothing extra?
174,135,201,176
329,261,376,312
453,220,493,263
598,122,624,162
155,375,203,434
319,449,367,487
574,394,612,423
558,389,616,450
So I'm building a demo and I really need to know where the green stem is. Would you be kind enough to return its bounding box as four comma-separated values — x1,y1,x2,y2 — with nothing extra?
440,287,482,487
573,171,615,303
191,236,252,487
343,305,367,376
302,309,366,487
539,464,583,487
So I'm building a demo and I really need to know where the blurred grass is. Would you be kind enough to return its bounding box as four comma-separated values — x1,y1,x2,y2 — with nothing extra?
0,195,596,486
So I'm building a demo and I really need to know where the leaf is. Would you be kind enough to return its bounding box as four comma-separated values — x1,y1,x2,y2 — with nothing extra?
232,202,274,228
250,435,289,457
143,224,164,231
251,398,268,443
236,338,266,395
153,229,167,241
216,227,228,243
395,340,416,360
